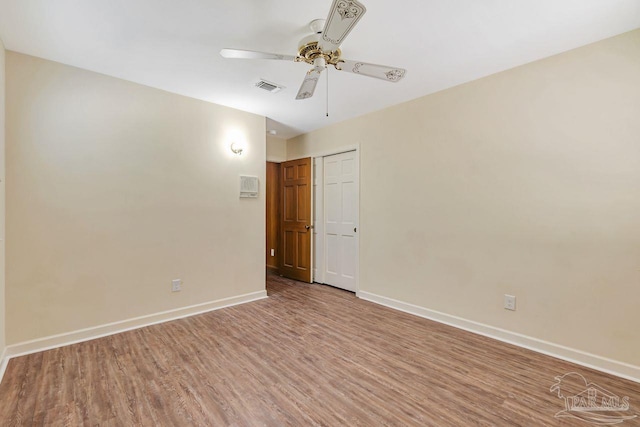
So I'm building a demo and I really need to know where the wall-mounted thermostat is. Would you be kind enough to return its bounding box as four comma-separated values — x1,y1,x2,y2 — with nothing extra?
240,175,259,198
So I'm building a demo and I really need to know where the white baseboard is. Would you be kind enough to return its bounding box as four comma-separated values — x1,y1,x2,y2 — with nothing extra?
0,290,267,383
0,347,8,384
357,291,640,384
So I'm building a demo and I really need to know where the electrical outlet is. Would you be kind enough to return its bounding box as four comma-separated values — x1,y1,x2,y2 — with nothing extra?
270,249,275,257
504,294,516,311
172,279,182,292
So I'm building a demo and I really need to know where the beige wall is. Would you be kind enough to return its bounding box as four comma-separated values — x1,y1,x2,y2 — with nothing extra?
0,40,5,353
266,135,287,162
288,30,640,366
6,52,266,344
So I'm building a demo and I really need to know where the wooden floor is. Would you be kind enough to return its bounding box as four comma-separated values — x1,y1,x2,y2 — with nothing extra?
1,274,638,426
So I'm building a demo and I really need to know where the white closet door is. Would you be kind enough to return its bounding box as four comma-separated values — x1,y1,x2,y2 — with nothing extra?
323,151,358,291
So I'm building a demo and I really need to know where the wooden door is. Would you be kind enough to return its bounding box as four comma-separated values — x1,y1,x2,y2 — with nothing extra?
280,157,312,282
323,151,358,291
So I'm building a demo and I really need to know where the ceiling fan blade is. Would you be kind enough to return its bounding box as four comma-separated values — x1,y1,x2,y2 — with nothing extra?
337,59,406,82
318,0,367,53
295,69,322,100
220,48,295,61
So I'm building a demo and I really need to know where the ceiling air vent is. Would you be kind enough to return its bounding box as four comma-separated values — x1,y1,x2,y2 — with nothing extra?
255,79,284,93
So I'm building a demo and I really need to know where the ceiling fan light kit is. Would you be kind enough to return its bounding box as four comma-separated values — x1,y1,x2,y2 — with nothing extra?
220,0,406,101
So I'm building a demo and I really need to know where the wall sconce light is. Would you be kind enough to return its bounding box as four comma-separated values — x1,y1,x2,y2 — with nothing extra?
230,141,244,155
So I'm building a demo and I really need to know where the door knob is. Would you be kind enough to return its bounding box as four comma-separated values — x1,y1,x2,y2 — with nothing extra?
354,227,357,232
305,225,311,230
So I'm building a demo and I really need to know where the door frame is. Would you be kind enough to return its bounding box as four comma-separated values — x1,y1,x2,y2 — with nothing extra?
289,144,360,293
313,157,324,284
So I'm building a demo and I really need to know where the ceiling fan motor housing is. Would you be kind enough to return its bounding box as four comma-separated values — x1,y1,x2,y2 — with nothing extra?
296,32,342,68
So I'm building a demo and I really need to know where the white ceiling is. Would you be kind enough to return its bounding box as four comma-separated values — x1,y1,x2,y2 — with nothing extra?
1,1,639,139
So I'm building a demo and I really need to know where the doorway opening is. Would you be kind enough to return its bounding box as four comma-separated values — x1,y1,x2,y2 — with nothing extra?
266,148,359,293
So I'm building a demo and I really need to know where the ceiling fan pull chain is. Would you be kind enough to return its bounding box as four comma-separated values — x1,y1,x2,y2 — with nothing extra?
326,66,329,117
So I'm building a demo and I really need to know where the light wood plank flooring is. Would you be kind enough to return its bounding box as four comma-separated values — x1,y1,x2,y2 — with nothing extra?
1,274,638,426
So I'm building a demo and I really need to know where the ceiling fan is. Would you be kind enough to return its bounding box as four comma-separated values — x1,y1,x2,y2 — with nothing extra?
220,0,406,100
